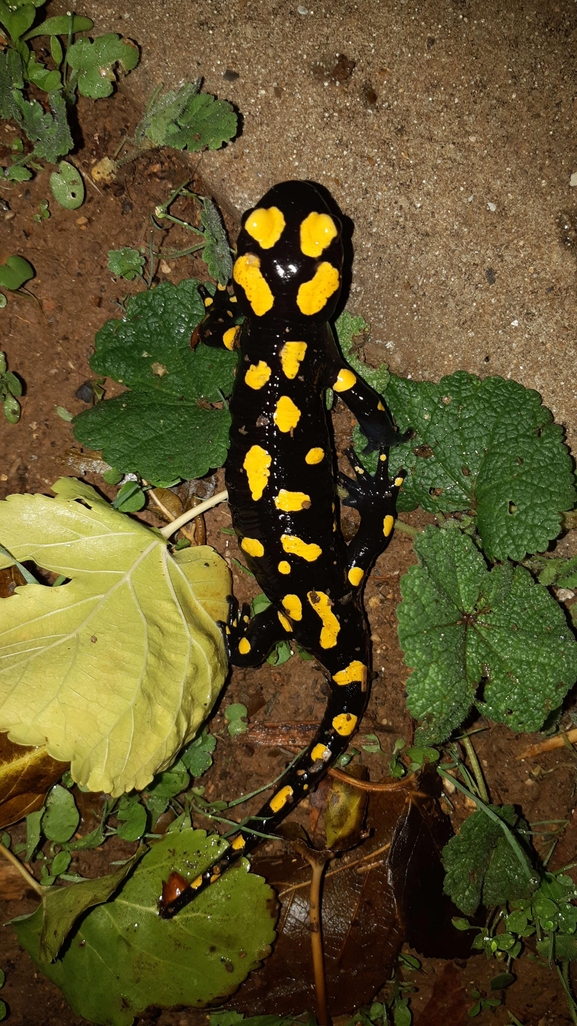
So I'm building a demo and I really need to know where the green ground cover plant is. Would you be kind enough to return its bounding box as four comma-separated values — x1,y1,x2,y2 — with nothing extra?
0,0,138,198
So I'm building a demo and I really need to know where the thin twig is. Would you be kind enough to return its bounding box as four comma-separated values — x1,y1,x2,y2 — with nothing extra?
292,841,333,1026
159,489,228,539
0,841,44,897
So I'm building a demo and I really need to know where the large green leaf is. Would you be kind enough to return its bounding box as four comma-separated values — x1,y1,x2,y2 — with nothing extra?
398,524,577,744
73,280,237,481
14,830,277,1025
443,805,531,916
383,372,575,561
0,479,230,795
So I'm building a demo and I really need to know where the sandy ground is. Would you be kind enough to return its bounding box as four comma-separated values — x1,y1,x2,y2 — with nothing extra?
80,0,577,454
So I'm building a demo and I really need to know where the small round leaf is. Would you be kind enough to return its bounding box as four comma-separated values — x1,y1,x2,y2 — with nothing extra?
49,162,85,209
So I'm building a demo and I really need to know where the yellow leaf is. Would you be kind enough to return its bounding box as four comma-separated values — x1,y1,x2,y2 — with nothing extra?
0,479,230,796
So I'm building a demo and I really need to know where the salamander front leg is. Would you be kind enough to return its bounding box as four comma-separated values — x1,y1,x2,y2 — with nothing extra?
338,448,405,586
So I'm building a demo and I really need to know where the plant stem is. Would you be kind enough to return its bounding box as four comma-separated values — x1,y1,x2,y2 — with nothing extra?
292,841,333,1026
556,962,577,1025
159,489,228,539
392,519,421,539
461,734,490,803
0,841,44,897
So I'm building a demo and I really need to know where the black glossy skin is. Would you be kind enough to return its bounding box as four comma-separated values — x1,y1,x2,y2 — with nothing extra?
159,180,403,918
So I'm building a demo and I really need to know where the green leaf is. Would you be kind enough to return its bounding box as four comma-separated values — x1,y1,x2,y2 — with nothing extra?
443,805,532,916
0,478,230,795
0,254,34,290
49,161,84,209
24,51,61,91
30,849,145,963
398,525,577,743
536,933,577,961
0,48,24,120
25,809,43,861
49,35,63,66
108,247,145,281
141,82,237,152
225,703,248,736
42,784,79,843
146,757,190,798
0,1,35,41
199,197,232,284
336,310,392,395
23,14,93,39
73,280,237,481
527,553,577,590
14,830,276,1023
66,33,139,98
180,730,216,777
11,89,73,163
111,479,146,512
383,372,575,561
116,796,147,841
50,851,72,877
3,164,32,182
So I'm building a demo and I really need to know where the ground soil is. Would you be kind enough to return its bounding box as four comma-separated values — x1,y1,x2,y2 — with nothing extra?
0,82,577,1026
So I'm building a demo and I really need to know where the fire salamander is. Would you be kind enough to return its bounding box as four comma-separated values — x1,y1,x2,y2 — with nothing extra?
159,180,404,918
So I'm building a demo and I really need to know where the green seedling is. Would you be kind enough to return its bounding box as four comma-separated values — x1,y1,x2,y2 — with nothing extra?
0,350,23,421
0,4,138,199
0,254,34,297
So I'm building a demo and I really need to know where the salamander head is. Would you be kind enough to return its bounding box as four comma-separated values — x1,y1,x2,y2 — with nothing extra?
233,180,343,323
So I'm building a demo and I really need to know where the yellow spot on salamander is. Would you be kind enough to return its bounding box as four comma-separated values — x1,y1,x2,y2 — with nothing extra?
305,447,325,465
333,660,367,686
223,326,240,350
379,452,387,462
282,594,303,621
231,835,246,851
245,205,286,249
243,445,271,500
297,262,340,316
241,536,264,557
278,560,291,574
377,400,385,411
269,784,294,814
333,368,357,392
332,713,358,737
233,253,274,316
307,590,340,649
348,566,364,587
274,395,301,433
394,476,404,488
300,211,338,257
278,611,292,632
383,514,395,537
204,296,213,307
191,875,203,890
281,535,322,562
280,340,307,379
274,489,311,512
245,360,272,390
238,638,251,655
311,743,331,762
210,869,221,883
